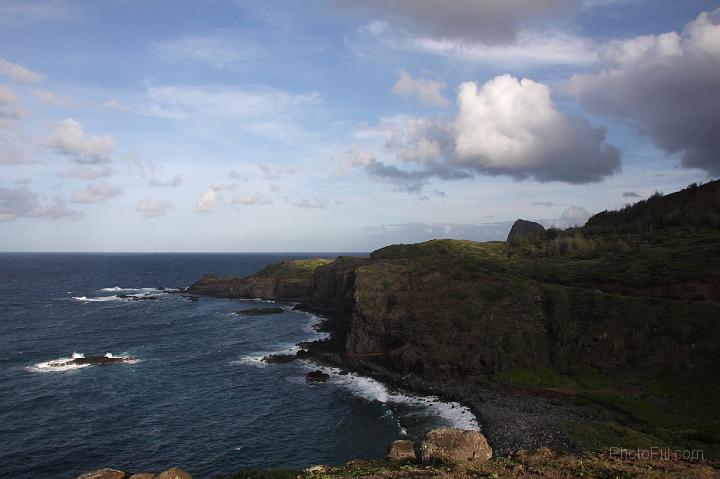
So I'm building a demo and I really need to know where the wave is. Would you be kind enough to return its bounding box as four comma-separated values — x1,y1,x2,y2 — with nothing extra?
299,362,480,432
27,352,139,373
99,286,180,293
72,295,121,302
232,344,301,368
231,310,329,367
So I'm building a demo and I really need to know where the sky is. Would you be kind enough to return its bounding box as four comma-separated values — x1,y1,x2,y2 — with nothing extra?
0,0,718,252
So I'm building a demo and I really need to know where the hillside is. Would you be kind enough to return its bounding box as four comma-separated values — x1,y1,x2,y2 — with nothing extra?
189,180,720,458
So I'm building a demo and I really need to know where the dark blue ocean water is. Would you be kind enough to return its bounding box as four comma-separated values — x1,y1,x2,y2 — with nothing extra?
0,254,478,479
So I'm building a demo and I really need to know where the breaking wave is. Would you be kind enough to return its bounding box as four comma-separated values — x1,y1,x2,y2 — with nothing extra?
300,362,480,431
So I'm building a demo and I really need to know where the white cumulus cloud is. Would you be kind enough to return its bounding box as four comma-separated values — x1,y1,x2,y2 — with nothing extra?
350,74,620,190
452,75,620,182
46,119,115,164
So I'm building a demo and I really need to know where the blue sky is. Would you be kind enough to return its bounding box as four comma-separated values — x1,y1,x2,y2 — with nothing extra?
0,0,718,252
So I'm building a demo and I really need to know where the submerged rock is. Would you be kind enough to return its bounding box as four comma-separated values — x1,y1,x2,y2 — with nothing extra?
128,474,156,479
387,439,417,463
235,307,284,315
77,469,126,479
306,370,330,382
420,428,492,466
117,294,158,301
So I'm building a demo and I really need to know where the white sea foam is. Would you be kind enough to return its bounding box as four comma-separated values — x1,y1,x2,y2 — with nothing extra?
99,286,180,293
27,352,138,373
299,362,480,431
232,344,301,368
72,295,120,302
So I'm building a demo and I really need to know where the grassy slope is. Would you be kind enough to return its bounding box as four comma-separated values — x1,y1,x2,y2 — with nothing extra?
256,258,335,280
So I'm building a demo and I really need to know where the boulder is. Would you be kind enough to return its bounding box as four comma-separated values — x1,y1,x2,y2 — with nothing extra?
128,475,156,479
306,370,330,382
78,469,126,479
387,439,417,463
156,468,192,479
235,307,284,316
420,428,492,466
507,219,546,243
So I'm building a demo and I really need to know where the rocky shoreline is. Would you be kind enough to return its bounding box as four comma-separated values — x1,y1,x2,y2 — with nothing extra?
294,319,587,455
78,428,720,479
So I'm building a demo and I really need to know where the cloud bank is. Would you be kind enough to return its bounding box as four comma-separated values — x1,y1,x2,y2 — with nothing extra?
0,185,80,221
569,8,720,176
336,0,573,45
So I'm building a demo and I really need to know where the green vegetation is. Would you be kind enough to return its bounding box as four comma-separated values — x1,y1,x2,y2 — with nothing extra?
229,470,300,479
257,258,335,280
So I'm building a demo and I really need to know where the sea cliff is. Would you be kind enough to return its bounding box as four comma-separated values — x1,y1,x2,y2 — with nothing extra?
188,180,720,458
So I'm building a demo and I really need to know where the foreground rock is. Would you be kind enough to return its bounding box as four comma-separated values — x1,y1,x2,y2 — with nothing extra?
386,439,417,463
78,467,191,479
157,468,192,479
420,428,492,465
236,307,284,315
306,370,330,382
78,469,126,479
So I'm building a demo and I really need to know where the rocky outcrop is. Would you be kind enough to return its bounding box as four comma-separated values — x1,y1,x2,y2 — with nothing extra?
507,219,546,242
420,428,492,465
187,258,333,302
387,440,417,463
306,370,330,382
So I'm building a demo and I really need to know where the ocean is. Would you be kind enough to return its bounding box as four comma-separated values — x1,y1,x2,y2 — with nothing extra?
0,253,478,479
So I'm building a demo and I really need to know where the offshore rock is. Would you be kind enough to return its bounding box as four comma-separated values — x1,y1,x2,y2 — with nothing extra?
420,428,492,466
262,354,296,364
54,355,135,368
